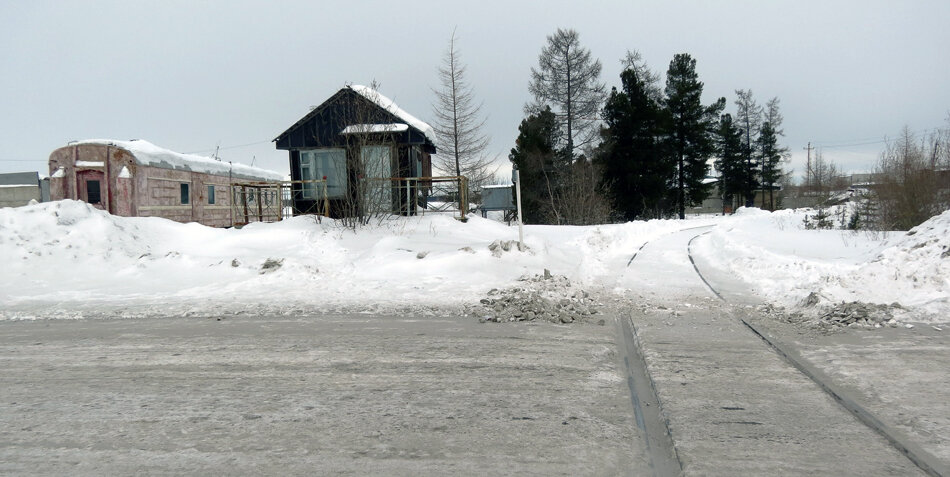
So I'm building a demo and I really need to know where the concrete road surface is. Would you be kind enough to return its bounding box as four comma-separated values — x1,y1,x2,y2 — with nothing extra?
0,315,649,476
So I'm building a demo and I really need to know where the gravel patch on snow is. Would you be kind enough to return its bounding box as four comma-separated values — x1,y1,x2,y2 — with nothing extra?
469,270,605,324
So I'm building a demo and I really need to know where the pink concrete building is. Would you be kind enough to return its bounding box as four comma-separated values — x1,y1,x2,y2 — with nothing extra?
49,139,283,227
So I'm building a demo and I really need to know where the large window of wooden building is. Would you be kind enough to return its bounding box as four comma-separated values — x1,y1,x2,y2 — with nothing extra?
300,148,346,199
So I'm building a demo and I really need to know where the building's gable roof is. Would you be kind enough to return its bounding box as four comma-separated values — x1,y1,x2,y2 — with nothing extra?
72,139,284,181
274,85,435,145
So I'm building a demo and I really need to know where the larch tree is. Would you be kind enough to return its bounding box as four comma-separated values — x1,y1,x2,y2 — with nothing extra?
664,53,724,219
620,50,663,102
430,30,495,194
527,28,606,162
734,89,762,206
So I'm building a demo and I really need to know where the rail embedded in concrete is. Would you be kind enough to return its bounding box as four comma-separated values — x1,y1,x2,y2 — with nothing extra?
615,313,683,477
685,228,948,477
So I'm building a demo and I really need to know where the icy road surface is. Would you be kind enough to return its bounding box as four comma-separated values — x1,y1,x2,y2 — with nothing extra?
0,314,649,475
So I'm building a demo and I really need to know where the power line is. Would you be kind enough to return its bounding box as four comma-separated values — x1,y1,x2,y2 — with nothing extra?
184,139,272,155
814,126,944,150
818,138,887,149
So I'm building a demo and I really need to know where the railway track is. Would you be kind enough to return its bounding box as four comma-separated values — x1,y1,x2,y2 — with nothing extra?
618,225,946,477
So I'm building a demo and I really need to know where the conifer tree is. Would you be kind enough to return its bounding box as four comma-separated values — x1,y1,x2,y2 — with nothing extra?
734,89,762,206
509,107,561,224
664,53,724,219
527,28,606,162
714,113,745,213
757,97,789,210
757,121,783,210
599,67,671,220
431,30,495,195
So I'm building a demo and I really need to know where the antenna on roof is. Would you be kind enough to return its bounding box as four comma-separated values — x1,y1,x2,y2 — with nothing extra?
214,144,220,161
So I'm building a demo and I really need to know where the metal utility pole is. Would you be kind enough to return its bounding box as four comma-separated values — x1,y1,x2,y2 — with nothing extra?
514,168,524,250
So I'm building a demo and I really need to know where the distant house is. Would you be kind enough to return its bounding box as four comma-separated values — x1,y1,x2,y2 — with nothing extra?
48,140,283,227
274,85,437,218
0,171,46,207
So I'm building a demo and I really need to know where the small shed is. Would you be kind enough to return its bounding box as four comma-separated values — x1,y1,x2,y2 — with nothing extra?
274,85,437,218
479,184,516,221
48,140,283,227
0,171,44,207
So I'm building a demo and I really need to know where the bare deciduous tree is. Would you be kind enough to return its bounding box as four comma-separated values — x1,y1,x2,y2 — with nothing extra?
431,29,497,200
527,28,606,162
873,126,950,230
734,89,763,206
620,50,662,101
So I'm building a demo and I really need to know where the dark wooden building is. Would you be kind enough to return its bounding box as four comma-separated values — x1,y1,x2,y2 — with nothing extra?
274,85,437,218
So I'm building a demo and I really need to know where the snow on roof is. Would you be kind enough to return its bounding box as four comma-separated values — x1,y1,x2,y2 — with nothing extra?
341,123,409,135
74,139,283,181
349,85,436,143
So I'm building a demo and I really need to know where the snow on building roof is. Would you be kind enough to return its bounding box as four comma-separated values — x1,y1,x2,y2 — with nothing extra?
74,139,283,181
340,123,410,135
348,85,436,143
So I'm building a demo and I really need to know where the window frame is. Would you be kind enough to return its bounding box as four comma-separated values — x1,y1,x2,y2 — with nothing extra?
180,183,190,205
299,148,347,199
86,180,101,204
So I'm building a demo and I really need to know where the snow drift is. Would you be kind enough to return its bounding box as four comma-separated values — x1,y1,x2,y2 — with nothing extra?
1,200,947,324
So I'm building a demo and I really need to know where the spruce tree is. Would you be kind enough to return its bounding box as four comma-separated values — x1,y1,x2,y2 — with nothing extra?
599,67,671,220
714,113,745,213
664,53,724,219
508,107,560,224
756,121,783,210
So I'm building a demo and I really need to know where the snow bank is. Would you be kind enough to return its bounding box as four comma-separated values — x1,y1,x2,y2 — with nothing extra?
3,200,945,324
692,207,949,323
832,209,950,315
0,199,718,320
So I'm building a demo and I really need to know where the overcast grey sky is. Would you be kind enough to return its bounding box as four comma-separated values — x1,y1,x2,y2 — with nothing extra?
2,0,948,180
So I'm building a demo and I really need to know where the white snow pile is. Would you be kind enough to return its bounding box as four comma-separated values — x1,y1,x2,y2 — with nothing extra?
692,207,950,325
1,200,946,326
0,200,689,320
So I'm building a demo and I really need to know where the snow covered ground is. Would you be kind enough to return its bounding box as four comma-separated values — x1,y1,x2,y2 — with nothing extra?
1,200,947,324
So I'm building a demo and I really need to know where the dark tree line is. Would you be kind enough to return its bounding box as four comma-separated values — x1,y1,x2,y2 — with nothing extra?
512,28,788,224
